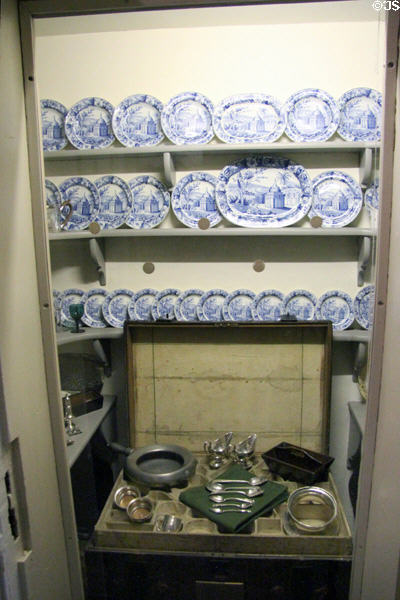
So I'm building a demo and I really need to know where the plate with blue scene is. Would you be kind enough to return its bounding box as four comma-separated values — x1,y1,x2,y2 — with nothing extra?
81,288,108,328
365,179,379,211
174,289,204,321
251,289,285,321
213,93,286,144
65,97,115,149
337,88,382,142
151,289,181,321
127,289,157,321
94,175,132,230
216,155,312,228
58,288,85,328
41,99,68,152
354,285,375,330
282,289,317,321
197,289,228,322
310,170,362,228
59,177,100,231
222,289,256,321
126,175,170,229
284,89,339,142
172,172,221,228
102,289,134,328
45,179,62,208
315,290,354,330
112,94,164,147
161,92,214,145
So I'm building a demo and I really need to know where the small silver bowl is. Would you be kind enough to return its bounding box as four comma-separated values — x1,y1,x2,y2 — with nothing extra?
287,486,338,533
126,497,153,523
113,485,141,510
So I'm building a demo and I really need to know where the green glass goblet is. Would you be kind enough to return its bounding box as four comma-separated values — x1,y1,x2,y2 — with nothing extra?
69,302,85,333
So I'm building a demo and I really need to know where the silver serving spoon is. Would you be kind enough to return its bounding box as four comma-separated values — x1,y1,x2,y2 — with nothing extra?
206,482,263,496
210,476,269,486
209,494,254,505
211,502,252,509
210,507,251,514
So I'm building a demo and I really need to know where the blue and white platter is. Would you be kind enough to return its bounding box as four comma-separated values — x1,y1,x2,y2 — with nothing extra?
216,155,312,228
365,179,379,211
172,172,221,228
112,94,164,147
197,289,228,322
337,88,382,142
65,97,115,149
127,289,157,321
59,177,100,230
284,89,339,142
213,93,285,144
283,290,317,321
354,285,375,330
58,288,85,328
310,170,363,228
45,179,62,208
41,99,68,152
174,289,204,321
151,289,181,321
94,175,132,230
316,290,354,330
222,289,256,321
126,175,170,229
102,289,134,328
251,289,285,321
81,288,108,328
161,92,214,145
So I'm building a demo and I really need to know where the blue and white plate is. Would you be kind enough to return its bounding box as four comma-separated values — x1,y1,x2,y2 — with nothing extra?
197,289,228,322
284,89,339,142
112,94,164,147
41,99,68,152
59,177,100,231
152,289,181,321
45,179,62,208
172,172,221,228
126,175,170,229
337,88,382,142
310,170,363,228
222,289,256,321
127,289,157,321
251,290,285,321
213,93,285,144
65,97,115,149
316,290,354,330
283,290,317,321
81,288,108,328
174,289,204,321
58,288,85,328
365,179,379,211
161,92,214,145
354,285,375,330
102,289,134,328
94,175,132,230
216,155,312,228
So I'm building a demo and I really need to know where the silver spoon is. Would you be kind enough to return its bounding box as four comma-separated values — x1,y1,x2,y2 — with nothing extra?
211,502,252,509
210,476,269,486
210,507,251,514
209,494,254,505
206,482,263,496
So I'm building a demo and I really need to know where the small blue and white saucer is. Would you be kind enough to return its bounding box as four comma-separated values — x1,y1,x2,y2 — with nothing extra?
172,172,221,228
81,288,108,328
126,175,170,229
102,289,134,328
251,290,285,321
310,170,363,228
152,289,181,321
112,94,164,147
197,289,228,322
316,290,354,330
161,92,214,145
41,99,68,152
354,285,375,330
58,288,85,328
45,179,62,208
222,289,256,321
65,97,115,149
283,290,317,321
59,177,100,231
284,88,340,142
365,179,379,211
337,88,382,142
174,289,204,321
127,289,157,321
94,175,132,230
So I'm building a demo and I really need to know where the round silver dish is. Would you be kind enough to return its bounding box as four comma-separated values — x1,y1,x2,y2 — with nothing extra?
126,497,153,523
113,485,141,510
286,486,338,533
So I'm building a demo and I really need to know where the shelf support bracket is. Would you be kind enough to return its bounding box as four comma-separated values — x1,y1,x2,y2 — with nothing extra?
358,236,372,286
353,341,368,383
163,152,176,189
92,339,112,377
89,238,106,286
360,148,373,189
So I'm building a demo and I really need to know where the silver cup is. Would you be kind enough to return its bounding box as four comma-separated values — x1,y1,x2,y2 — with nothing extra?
154,513,183,533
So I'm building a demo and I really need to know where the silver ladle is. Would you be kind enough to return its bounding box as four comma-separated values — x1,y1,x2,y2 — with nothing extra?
206,482,263,496
209,494,254,505
210,476,269,487
212,502,253,510
210,507,251,514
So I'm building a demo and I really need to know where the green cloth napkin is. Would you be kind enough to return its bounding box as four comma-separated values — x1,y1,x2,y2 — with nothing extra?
179,464,288,533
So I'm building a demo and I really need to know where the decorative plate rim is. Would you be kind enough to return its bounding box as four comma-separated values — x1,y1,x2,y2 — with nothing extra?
282,289,317,320
309,169,363,228
41,99,68,151
65,96,115,150
59,176,100,231
174,288,204,321
102,288,134,328
251,289,285,321
94,174,132,230
283,88,340,142
127,288,158,321
58,288,85,327
315,289,354,330
353,285,375,330
81,288,108,328
126,175,170,230
222,288,256,321
161,91,214,145
45,179,62,208
197,289,228,321
151,288,181,321
171,172,221,229
112,94,164,148
337,87,382,142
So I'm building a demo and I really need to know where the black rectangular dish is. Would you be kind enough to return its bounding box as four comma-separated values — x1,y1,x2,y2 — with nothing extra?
262,442,334,484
